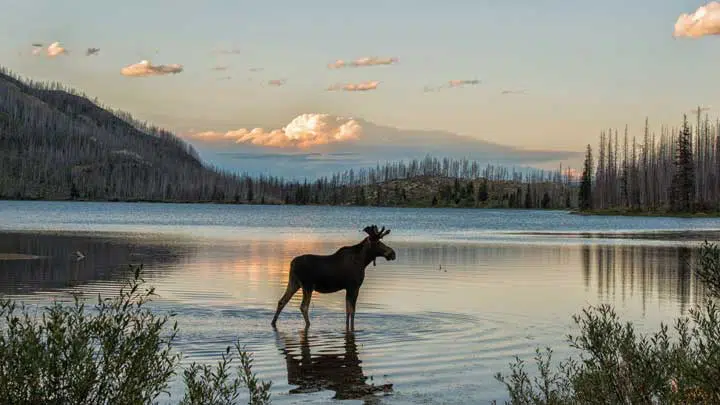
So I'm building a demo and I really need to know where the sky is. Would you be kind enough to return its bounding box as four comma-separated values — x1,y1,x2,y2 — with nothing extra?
1,0,719,154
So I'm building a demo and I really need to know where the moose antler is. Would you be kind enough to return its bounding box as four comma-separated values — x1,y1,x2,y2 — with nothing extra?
362,224,391,240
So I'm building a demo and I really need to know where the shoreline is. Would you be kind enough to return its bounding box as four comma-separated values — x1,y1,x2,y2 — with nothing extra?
570,209,720,218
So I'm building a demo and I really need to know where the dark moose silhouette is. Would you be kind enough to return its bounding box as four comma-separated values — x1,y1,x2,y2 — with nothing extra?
271,225,396,330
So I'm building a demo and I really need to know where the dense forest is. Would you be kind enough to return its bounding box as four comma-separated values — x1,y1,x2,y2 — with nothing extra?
578,109,720,214
0,66,579,209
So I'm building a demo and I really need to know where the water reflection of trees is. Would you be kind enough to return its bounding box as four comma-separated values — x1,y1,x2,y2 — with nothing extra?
0,232,194,294
581,244,705,313
274,330,392,404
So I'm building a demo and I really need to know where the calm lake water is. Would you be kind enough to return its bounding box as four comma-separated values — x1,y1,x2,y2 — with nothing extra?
2,201,720,404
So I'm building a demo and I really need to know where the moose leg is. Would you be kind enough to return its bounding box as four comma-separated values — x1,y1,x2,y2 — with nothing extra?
300,288,313,329
345,288,359,331
271,278,300,327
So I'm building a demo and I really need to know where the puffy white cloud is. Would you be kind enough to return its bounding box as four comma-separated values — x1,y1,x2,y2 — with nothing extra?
327,56,398,69
186,113,363,149
674,2,720,38
120,60,183,77
327,81,380,92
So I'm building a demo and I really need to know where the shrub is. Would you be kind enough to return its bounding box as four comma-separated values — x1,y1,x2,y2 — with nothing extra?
494,240,720,404
0,264,272,405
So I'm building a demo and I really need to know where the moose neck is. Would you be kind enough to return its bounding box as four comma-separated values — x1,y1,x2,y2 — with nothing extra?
355,239,379,268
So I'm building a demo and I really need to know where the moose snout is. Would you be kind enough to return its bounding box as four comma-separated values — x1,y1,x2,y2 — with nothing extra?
385,250,397,261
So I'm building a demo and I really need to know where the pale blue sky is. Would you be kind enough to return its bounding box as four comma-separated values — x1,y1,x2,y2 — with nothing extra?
0,0,716,150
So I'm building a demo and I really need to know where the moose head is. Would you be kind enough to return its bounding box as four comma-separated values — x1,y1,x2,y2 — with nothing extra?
362,225,396,266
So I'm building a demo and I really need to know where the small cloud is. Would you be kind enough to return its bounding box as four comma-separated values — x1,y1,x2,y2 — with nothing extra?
214,48,241,55
501,89,527,95
120,60,184,77
424,79,480,92
448,79,480,87
327,56,398,69
327,80,380,92
674,2,720,38
32,42,68,57
185,113,363,149
86,47,100,56
267,79,286,86
47,42,67,57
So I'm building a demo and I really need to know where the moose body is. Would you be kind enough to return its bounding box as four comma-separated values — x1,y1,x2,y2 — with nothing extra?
271,225,396,330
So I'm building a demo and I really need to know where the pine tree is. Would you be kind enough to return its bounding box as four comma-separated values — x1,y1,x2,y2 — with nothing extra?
579,144,593,210
669,116,695,212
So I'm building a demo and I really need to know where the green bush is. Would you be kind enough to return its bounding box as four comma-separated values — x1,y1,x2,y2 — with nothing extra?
494,240,720,404
0,264,272,405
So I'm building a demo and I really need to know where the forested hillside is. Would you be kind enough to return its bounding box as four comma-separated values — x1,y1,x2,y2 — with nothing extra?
577,110,720,214
0,66,577,208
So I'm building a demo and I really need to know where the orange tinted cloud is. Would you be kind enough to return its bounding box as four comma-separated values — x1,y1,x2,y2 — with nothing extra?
32,42,67,57
327,81,380,92
120,60,183,77
327,56,398,69
186,113,363,149
674,2,720,38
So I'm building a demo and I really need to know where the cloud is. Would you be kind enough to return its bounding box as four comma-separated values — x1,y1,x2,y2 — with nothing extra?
501,89,527,95
186,113,363,149
448,79,480,87
213,48,241,55
327,81,380,92
47,42,67,57
674,2,720,38
32,42,67,57
327,56,398,69
120,60,183,77
86,47,100,56
424,79,480,92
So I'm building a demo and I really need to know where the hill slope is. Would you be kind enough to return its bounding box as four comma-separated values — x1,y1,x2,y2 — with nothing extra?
0,67,255,202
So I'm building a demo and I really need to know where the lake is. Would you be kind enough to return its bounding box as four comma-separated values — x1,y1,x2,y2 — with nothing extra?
1,200,720,404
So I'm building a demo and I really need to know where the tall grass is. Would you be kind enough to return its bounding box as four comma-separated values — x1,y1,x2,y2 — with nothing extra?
494,240,720,404
0,264,272,405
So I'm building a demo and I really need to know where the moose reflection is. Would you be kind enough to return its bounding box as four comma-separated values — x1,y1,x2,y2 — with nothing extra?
274,329,393,402
271,225,396,330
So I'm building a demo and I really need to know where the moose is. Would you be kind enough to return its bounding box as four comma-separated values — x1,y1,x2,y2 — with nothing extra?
270,225,396,330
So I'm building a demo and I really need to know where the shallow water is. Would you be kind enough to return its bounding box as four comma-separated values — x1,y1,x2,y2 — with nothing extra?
1,201,719,404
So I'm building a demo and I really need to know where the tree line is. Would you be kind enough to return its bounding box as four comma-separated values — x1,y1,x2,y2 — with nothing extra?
578,108,720,213
0,65,582,209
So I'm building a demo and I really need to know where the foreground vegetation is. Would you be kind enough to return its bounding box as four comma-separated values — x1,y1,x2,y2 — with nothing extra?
0,265,272,405
494,240,720,404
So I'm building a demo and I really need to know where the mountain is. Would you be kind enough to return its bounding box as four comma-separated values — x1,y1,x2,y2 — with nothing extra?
0,67,253,202
188,118,583,180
